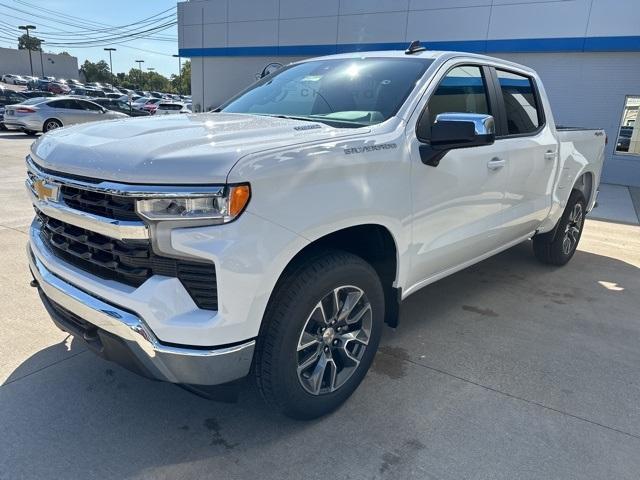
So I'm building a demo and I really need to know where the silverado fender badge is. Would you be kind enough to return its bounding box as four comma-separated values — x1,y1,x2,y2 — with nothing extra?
344,143,398,155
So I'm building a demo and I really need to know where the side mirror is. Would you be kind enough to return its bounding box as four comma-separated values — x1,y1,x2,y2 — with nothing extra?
417,113,495,167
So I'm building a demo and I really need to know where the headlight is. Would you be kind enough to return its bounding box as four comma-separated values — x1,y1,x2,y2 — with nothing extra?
136,184,250,224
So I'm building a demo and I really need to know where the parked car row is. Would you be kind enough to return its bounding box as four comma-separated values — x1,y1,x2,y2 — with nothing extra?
2,71,192,134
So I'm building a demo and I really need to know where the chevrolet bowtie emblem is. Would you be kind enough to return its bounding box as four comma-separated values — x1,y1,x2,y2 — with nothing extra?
33,180,60,202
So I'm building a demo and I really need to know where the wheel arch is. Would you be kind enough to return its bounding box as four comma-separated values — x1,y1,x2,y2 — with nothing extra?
273,223,401,327
572,171,594,210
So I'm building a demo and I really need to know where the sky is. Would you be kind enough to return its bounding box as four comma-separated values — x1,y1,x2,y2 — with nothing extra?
0,0,180,77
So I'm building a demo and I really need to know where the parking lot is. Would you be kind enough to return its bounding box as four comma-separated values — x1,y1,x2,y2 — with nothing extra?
1,130,639,479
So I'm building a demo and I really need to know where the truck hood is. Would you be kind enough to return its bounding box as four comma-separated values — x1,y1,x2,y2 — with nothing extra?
31,112,365,184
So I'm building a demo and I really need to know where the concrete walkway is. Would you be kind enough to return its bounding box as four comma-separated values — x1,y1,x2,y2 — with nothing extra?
588,183,640,225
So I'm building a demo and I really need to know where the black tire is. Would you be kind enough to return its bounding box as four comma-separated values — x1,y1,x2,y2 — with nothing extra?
22,129,37,136
255,250,385,420
0,123,7,131
43,118,62,133
533,190,586,266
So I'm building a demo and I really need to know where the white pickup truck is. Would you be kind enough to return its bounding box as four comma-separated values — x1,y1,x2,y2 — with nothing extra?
26,47,605,419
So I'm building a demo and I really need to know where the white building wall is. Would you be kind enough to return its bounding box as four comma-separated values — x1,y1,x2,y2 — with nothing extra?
0,48,79,79
178,0,640,186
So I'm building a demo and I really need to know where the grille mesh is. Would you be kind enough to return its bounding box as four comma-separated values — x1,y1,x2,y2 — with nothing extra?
37,211,218,310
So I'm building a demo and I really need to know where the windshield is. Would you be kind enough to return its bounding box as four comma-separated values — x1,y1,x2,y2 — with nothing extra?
221,57,432,127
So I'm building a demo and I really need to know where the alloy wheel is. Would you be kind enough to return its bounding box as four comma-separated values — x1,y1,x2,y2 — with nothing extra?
562,203,583,255
296,285,372,395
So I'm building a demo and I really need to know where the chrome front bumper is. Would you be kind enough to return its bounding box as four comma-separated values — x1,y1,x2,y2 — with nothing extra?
28,243,255,386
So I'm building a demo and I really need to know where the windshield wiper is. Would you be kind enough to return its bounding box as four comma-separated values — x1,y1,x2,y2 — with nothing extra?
257,113,318,123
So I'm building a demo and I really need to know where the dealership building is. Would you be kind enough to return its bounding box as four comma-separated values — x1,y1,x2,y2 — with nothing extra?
178,0,640,186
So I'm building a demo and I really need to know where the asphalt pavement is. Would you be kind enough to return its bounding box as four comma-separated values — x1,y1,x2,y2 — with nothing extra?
1,130,639,479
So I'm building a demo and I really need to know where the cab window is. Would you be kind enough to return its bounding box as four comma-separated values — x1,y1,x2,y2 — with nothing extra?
427,65,490,125
495,69,541,135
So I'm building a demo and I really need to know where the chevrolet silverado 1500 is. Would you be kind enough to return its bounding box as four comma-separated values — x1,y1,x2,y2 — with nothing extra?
26,47,605,419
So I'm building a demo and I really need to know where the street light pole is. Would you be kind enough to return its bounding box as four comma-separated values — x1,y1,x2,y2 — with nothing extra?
39,39,45,78
18,25,36,77
104,48,116,82
172,54,182,95
135,59,144,88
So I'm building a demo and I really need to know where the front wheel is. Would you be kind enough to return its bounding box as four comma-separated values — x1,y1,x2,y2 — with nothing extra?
255,250,384,419
533,190,586,266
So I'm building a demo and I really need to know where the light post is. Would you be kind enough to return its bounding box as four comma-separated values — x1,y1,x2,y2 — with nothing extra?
104,47,116,82
39,39,45,78
172,54,182,95
135,59,144,88
18,25,36,77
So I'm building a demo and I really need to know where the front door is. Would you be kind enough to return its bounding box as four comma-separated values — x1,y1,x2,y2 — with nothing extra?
406,64,510,293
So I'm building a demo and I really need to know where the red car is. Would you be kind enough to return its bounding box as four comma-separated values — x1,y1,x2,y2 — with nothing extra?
47,82,71,94
141,98,162,114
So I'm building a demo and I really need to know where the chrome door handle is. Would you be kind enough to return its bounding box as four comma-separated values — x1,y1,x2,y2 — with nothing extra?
544,150,557,160
487,158,506,170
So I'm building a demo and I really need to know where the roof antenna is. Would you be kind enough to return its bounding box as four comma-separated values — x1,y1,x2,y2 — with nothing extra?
405,40,427,55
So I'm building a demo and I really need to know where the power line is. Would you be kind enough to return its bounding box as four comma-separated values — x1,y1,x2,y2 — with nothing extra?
0,2,177,43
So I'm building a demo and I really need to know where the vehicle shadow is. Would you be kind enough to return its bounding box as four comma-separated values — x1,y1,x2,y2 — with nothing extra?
2,240,639,478
0,133,37,139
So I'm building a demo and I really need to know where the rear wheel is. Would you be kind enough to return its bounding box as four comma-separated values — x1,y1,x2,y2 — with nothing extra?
255,250,384,419
533,190,586,266
43,119,62,133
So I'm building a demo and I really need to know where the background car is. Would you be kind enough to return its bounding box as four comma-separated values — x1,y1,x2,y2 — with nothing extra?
47,82,71,95
20,90,57,99
69,87,106,98
616,126,633,153
118,93,142,103
1,74,28,85
154,102,190,115
104,92,122,99
91,98,151,117
3,96,127,134
0,88,27,130
67,79,83,87
27,78,51,91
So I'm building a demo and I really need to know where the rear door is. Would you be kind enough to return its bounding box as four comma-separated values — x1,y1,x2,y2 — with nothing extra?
407,63,510,290
489,68,558,238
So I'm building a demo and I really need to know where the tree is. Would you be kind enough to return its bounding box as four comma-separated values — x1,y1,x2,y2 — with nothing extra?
171,60,191,95
18,33,42,51
80,59,113,83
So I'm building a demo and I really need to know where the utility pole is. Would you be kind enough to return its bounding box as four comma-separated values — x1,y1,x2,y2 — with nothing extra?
18,25,36,77
104,48,116,82
39,39,45,78
172,54,182,95
135,59,144,88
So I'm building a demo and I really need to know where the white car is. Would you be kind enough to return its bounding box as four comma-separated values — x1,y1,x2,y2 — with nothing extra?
26,47,604,419
2,74,28,85
154,101,190,115
4,96,128,134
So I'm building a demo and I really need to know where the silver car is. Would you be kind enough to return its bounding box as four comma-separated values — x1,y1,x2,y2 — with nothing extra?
3,96,128,135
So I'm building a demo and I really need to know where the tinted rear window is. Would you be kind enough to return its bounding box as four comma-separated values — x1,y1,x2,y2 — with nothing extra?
496,69,542,135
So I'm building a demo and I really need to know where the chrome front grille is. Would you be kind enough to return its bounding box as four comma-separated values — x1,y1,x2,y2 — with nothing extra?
27,157,218,311
61,185,139,221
